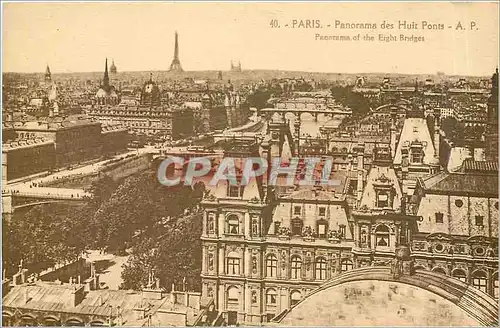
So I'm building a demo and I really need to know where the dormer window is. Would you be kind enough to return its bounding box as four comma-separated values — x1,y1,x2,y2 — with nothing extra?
293,206,302,216
377,191,389,208
410,147,424,164
316,219,328,238
318,207,326,217
228,185,244,198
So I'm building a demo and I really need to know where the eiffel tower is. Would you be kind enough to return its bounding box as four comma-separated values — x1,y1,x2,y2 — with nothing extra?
169,31,183,72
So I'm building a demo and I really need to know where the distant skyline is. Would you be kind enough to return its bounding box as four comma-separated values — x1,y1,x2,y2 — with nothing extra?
2,2,499,76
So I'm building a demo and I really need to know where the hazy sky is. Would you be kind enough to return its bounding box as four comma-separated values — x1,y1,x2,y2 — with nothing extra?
2,2,498,75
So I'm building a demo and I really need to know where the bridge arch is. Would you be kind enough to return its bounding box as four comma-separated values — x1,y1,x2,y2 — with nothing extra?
279,267,498,326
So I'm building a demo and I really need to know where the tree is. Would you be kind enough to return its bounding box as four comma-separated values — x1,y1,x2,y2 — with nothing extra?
121,212,203,291
4,203,89,275
91,170,197,252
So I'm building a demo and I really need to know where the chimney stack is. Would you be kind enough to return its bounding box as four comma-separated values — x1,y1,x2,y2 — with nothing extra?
356,143,365,205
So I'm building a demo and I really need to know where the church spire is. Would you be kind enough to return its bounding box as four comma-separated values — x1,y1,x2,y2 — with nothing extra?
103,58,110,88
45,65,51,82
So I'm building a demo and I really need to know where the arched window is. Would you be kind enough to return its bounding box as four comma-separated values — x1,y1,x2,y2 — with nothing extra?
375,225,390,247
315,257,327,280
290,290,302,306
472,271,488,293
291,255,302,279
266,288,277,305
432,267,447,275
226,252,240,275
20,315,37,326
43,316,61,327
2,314,13,327
65,319,85,327
452,269,467,282
227,286,239,305
340,259,353,272
266,254,278,278
227,215,239,234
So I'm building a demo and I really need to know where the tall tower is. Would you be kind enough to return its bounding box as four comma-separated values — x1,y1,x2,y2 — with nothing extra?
169,31,183,72
110,59,117,74
45,65,51,82
103,58,110,89
485,68,498,162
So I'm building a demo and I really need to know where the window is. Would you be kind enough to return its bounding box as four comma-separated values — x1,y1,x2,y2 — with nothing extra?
317,221,327,238
291,256,302,279
228,185,244,198
266,288,277,305
377,191,389,208
435,213,444,224
291,218,303,236
227,286,239,303
340,259,353,272
452,269,467,283
293,206,302,216
227,215,239,234
410,148,423,164
475,215,484,227
226,257,240,275
339,225,346,239
266,254,278,278
455,199,463,207
318,207,326,217
494,274,498,299
472,271,487,293
375,225,390,247
315,257,327,280
290,290,301,306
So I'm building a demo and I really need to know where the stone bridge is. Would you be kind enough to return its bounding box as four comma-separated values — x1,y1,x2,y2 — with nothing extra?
260,107,352,122
276,266,498,326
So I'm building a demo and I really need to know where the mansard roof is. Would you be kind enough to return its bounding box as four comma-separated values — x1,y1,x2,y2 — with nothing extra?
420,170,498,197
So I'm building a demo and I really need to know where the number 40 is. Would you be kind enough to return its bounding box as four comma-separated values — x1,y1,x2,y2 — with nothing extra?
269,19,280,28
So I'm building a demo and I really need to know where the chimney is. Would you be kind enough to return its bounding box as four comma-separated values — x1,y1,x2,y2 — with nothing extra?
390,108,398,158
71,285,85,307
356,143,365,205
434,114,440,160
401,149,409,180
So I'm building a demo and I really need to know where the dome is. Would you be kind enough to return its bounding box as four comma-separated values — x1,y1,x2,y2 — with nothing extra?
96,88,108,98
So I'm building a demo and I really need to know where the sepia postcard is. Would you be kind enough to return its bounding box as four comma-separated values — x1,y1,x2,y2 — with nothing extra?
1,1,499,326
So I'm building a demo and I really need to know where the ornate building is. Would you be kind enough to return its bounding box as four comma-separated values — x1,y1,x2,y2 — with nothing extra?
95,58,120,106
198,92,498,325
